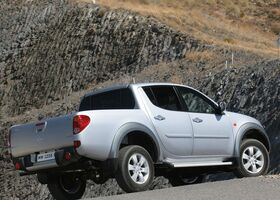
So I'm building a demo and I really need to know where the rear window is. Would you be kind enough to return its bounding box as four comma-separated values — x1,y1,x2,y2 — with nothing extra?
79,88,135,111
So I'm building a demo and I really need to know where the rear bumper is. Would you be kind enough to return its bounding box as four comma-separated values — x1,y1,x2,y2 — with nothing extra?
12,147,80,172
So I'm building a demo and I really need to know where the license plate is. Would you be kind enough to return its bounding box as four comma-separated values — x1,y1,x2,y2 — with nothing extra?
37,151,55,162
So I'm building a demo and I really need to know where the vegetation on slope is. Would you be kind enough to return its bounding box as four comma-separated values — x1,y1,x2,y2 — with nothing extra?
80,0,280,57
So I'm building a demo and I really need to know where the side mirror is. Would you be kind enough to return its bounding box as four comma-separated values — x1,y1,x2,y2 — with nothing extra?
218,101,226,114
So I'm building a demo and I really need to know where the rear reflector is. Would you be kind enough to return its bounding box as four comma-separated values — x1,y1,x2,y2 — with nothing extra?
64,152,71,161
15,162,21,170
74,140,81,149
73,115,90,134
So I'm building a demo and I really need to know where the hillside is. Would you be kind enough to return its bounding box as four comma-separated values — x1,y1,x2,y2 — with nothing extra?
91,0,280,56
0,0,280,199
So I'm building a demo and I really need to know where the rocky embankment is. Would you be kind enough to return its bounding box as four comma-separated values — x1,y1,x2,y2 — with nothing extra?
0,0,201,117
0,0,280,200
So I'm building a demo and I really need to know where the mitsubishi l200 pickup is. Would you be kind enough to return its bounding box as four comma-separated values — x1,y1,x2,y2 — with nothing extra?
8,83,270,200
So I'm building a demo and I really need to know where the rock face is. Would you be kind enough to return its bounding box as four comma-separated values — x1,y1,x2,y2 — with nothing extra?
0,0,201,117
1,0,280,200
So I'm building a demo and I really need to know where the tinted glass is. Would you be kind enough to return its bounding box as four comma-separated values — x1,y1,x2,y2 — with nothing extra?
177,87,216,114
143,87,157,105
79,88,135,111
143,86,181,111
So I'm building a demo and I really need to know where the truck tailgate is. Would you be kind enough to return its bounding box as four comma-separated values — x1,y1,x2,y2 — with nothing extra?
10,114,75,157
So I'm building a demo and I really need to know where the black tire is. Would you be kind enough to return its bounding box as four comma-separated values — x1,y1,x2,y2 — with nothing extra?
47,173,86,200
168,174,205,187
234,139,269,178
115,145,154,193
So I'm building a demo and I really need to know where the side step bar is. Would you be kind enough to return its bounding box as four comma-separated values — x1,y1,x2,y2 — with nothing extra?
165,161,233,168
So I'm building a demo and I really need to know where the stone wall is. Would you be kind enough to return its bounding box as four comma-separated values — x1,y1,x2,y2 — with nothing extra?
0,0,201,116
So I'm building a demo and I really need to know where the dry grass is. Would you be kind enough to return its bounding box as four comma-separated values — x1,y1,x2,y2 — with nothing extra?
223,37,236,44
185,51,216,62
271,23,280,35
78,0,279,57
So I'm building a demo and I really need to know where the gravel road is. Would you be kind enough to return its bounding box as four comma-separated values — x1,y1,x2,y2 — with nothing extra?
89,176,280,200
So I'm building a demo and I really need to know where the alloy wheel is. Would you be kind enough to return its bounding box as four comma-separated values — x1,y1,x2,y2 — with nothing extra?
128,153,150,184
242,146,264,174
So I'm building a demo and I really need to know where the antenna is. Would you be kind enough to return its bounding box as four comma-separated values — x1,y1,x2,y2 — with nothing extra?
276,36,280,59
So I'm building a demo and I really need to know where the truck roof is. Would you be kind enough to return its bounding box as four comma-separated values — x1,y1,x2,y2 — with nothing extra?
84,82,189,98
130,82,188,88
84,84,130,98
86,82,194,96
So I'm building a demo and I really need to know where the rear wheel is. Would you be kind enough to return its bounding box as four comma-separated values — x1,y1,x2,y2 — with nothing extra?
168,174,205,186
234,139,269,178
115,145,154,193
47,173,86,200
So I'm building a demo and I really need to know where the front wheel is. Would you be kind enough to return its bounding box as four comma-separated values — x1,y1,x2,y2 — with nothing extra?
115,145,155,193
234,139,269,178
47,173,86,200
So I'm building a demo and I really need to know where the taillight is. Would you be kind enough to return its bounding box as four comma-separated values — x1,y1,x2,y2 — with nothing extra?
73,115,90,134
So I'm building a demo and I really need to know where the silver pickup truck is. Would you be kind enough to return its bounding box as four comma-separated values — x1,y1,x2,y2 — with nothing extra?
9,83,270,200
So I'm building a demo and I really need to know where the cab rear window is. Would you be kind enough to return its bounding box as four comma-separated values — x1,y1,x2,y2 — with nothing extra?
79,88,135,111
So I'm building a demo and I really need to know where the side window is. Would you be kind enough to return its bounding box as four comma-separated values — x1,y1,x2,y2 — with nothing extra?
177,87,216,114
143,87,157,105
143,86,181,111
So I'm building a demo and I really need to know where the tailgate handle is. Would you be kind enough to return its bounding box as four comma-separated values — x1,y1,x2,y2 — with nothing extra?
35,121,47,133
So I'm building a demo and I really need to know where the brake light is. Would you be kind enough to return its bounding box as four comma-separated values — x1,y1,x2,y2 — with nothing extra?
73,115,90,134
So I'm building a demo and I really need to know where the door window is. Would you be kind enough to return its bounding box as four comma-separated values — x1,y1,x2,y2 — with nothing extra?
177,87,216,114
143,86,182,111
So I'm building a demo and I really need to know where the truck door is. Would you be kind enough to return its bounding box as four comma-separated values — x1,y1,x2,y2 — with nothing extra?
176,86,234,156
140,86,193,156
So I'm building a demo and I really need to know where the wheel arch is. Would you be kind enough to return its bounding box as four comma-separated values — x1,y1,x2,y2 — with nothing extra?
234,123,270,158
109,122,161,162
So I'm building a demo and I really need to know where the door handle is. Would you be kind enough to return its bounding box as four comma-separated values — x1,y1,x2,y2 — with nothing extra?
192,117,203,123
154,115,165,121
